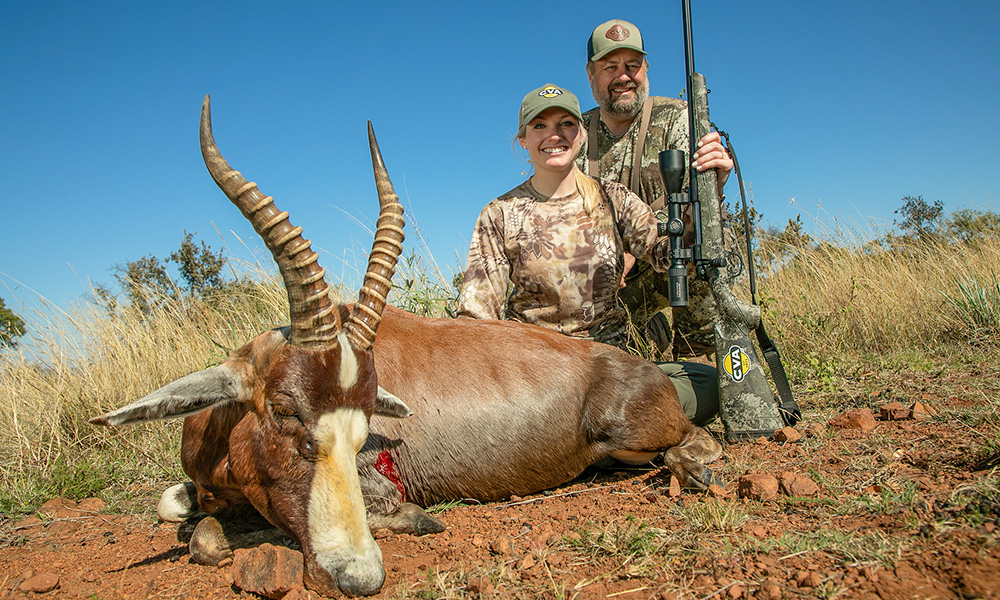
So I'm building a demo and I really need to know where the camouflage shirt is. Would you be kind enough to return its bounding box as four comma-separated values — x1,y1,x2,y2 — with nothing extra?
577,96,689,206
457,179,669,348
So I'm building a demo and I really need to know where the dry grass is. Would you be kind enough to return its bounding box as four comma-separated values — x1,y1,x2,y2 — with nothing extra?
749,221,999,392
0,222,997,521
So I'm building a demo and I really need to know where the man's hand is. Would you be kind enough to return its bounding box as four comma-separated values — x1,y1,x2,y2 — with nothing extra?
691,131,733,192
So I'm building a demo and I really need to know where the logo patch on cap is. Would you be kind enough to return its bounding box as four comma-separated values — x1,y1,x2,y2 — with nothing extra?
538,87,563,98
606,24,630,41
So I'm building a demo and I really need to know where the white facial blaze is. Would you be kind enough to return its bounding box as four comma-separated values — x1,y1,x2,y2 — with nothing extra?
308,409,382,580
338,331,359,391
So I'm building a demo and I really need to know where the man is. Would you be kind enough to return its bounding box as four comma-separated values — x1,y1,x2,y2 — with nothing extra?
577,18,734,359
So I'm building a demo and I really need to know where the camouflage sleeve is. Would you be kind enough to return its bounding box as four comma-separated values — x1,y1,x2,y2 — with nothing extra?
456,203,510,320
607,182,670,272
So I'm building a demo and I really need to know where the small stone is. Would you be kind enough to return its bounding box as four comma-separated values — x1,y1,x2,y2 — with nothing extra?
879,402,910,421
707,484,728,498
465,576,493,595
19,573,60,593
230,543,303,599
759,577,782,599
667,475,682,497
728,584,745,598
519,553,535,570
774,427,802,443
490,535,513,556
803,422,826,438
745,525,767,538
910,402,938,421
795,570,821,588
778,472,820,497
828,408,877,432
737,473,779,501
374,528,393,539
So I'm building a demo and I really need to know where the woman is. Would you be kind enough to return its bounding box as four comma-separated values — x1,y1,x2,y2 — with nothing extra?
458,83,717,426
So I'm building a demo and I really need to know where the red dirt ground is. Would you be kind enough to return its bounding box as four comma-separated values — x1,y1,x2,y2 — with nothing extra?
3,369,999,599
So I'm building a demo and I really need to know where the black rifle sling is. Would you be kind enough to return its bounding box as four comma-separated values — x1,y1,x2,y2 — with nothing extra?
718,128,801,427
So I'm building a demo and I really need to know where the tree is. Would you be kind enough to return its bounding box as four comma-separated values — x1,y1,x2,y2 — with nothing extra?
112,254,176,314
103,232,229,315
894,195,943,241
0,296,27,348
168,230,227,298
945,208,1000,244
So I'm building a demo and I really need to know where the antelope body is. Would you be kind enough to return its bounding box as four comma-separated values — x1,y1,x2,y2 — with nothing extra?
92,96,722,597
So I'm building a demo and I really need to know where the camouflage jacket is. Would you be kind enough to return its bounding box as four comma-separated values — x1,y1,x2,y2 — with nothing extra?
457,179,669,348
577,96,689,208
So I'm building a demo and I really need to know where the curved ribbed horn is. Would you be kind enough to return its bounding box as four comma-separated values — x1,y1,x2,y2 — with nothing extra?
200,95,339,349
345,123,405,350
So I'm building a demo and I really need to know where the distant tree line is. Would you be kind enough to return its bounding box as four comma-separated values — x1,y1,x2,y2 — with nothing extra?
749,195,999,265
94,230,231,315
0,296,26,349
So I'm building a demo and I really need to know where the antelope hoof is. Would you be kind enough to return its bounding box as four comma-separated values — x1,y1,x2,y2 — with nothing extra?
157,482,201,523
400,503,446,536
697,467,725,489
189,516,233,566
370,503,445,536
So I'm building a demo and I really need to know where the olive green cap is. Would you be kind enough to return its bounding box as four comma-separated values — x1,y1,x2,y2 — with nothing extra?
587,19,645,61
518,84,582,131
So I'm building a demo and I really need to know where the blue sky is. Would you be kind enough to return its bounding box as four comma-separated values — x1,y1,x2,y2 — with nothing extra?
2,0,998,325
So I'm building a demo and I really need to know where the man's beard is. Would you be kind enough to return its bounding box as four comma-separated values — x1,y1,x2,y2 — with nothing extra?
599,78,649,119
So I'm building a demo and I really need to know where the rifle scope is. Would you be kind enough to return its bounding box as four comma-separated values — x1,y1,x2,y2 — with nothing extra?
658,149,691,307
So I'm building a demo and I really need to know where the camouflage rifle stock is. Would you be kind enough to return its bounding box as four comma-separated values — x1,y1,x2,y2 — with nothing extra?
669,0,788,441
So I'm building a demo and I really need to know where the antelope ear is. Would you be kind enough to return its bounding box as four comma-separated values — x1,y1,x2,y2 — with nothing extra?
90,365,245,427
375,386,413,419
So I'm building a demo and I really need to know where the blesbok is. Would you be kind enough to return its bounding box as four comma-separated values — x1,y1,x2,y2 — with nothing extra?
91,96,723,597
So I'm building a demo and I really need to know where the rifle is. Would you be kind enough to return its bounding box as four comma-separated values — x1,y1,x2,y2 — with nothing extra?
657,0,800,441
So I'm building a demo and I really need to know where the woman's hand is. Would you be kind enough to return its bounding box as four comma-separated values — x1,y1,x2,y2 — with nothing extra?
691,132,733,191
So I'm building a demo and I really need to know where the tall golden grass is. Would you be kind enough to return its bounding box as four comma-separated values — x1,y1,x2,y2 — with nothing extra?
0,226,996,519
753,224,999,367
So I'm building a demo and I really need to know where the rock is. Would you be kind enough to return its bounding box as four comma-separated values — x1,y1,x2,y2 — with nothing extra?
374,528,393,539
728,584,746,598
778,472,820,497
759,577,782,599
490,535,513,556
230,543,304,599
519,553,535,569
667,475,682,497
737,473,779,501
745,525,767,539
19,573,60,593
910,402,938,421
803,422,826,438
828,408,877,432
879,402,910,421
707,484,728,498
465,576,494,595
795,570,822,588
774,427,802,443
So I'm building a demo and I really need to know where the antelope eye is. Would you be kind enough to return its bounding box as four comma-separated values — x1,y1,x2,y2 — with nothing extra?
271,403,298,419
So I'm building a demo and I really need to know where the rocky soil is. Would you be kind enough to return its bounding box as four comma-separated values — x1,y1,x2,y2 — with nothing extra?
2,368,999,599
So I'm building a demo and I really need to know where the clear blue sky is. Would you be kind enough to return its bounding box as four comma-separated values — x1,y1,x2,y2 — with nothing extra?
2,0,997,324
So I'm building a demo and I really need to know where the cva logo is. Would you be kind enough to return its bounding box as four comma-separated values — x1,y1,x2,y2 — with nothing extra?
538,87,563,98
723,345,750,382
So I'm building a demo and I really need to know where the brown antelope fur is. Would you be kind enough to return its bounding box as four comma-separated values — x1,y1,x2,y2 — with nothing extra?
92,96,722,597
